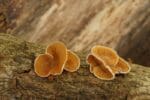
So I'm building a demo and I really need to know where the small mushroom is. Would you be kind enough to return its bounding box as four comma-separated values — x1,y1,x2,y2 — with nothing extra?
34,54,54,77
87,54,105,73
111,57,131,74
35,41,80,77
64,50,80,72
91,45,119,67
87,55,115,80
46,41,68,75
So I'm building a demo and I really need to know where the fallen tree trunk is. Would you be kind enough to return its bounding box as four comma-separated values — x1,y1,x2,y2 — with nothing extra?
0,33,150,99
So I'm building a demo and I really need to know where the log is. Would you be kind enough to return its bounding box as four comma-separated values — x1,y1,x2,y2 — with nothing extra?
0,33,150,99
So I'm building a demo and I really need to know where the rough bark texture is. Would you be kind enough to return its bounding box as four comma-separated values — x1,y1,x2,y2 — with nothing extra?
0,0,150,66
0,33,150,100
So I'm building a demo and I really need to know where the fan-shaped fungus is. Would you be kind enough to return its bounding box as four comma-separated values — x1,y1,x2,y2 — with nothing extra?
46,41,68,75
64,50,80,72
91,45,119,67
34,54,54,77
45,41,80,75
112,57,131,74
87,45,131,80
87,55,115,80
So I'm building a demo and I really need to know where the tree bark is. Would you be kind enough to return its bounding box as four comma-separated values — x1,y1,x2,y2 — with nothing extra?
0,33,150,100
1,0,150,66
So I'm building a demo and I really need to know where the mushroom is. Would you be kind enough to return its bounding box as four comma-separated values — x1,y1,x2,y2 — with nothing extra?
46,41,68,75
111,57,131,74
87,55,115,80
91,45,119,67
45,41,80,75
87,45,131,80
34,54,54,77
64,50,80,72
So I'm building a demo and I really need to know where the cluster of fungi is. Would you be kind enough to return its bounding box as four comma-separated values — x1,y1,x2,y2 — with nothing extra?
34,42,131,81
34,42,80,77
87,45,131,80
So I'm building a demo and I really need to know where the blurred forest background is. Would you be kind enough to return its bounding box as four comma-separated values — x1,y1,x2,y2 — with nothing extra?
0,0,150,66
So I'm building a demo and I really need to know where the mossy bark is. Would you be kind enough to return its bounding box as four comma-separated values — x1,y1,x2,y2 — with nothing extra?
0,33,150,100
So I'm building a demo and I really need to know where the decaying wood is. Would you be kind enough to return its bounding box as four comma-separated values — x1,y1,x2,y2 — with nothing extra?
0,33,150,99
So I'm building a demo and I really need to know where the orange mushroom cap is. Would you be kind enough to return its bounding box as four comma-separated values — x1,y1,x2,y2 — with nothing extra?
46,41,67,75
111,57,131,74
87,55,115,80
34,54,54,77
91,45,119,67
87,54,105,73
64,50,80,72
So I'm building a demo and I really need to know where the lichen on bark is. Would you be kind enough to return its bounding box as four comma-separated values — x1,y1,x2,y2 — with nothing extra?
0,33,150,100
